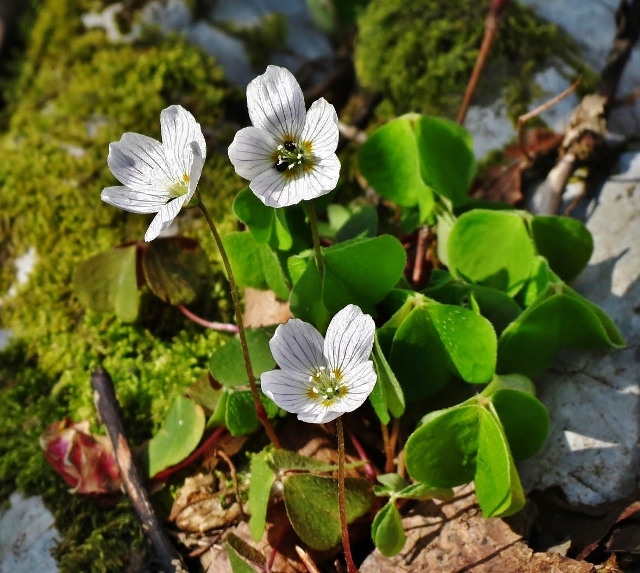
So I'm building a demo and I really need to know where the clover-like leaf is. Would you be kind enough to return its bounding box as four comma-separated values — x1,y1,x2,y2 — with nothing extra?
359,116,432,208
322,235,407,314
209,328,275,387
530,215,593,282
248,453,277,541
142,237,210,305
141,395,205,478
448,210,535,296
498,283,625,378
283,474,373,551
371,502,406,557
369,334,406,423
389,302,496,400
414,115,476,207
73,244,139,322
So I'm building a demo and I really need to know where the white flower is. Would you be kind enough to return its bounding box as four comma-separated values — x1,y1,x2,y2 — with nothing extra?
261,305,376,424
101,105,206,242
228,65,340,208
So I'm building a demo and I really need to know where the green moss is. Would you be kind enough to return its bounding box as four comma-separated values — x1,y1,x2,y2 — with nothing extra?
0,0,247,570
355,0,597,122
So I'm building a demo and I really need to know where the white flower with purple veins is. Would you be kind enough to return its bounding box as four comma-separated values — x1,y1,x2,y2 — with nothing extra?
261,305,377,424
101,105,206,242
228,65,340,208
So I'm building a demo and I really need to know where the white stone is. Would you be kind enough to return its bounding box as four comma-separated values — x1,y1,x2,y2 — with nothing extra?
519,150,640,505
0,493,59,573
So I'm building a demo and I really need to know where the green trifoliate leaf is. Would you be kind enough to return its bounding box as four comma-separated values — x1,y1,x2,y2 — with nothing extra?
140,395,205,478
371,502,406,557
322,235,407,314
369,333,406,423
283,474,373,551
388,301,497,400
142,237,210,305
208,328,275,387
530,215,593,282
498,282,625,378
448,209,536,296
359,116,432,209
73,244,139,322
248,453,277,541
413,115,476,208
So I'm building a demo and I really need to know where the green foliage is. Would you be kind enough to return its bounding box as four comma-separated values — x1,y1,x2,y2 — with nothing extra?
140,395,206,478
283,474,373,550
355,0,593,120
0,0,242,568
405,374,547,517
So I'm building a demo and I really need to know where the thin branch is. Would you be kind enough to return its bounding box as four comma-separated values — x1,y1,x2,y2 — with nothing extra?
517,79,581,160
91,367,188,573
295,545,322,573
215,448,245,520
457,0,510,124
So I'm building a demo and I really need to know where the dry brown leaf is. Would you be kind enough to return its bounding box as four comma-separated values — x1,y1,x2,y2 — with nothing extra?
169,473,243,533
243,287,291,328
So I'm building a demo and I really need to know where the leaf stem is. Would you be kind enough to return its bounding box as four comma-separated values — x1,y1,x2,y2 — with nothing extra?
178,305,239,333
197,196,281,449
306,200,324,280
337,416,358,573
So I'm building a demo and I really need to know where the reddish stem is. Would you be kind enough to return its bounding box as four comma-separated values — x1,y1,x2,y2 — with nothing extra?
347,430,378,481
337,417,358,573
152,425,227,482
178,305,239,333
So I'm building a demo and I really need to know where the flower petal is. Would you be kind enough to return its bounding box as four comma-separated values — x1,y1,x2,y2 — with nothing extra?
269,318,326,376
300,154,340,196
297,404,342,424
325,305,375,375
144,196,186,242
107,133,172,194
187,142,205,199
301,98,339,159
261,369,313,414
337,361,377,411
247,65,306,142
249,168,288,207
228,126,276,181
160,105,207,179
100,186,165,214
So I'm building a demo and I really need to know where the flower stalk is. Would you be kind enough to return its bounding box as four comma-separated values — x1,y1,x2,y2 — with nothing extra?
306,200,325,279
337,416,358,573
197,195,281,449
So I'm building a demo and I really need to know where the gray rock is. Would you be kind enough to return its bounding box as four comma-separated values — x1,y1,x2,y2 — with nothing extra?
518,151,640,504
0,494,59,573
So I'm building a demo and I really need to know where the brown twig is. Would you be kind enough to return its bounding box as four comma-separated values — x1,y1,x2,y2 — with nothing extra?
457,0,510,124
531,0,640,214
381,422,395,474
215,448,245,520
295,545,322,573
411,226,431,287
517,79,581,160
91,367,188,573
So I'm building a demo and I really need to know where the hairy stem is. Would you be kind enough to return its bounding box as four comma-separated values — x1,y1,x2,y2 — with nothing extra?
198,196,281,449
337,417,358,573
306,200,324,280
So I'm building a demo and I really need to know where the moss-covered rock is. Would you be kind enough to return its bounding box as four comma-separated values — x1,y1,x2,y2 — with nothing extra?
355,0,596,121
0,0,246,570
